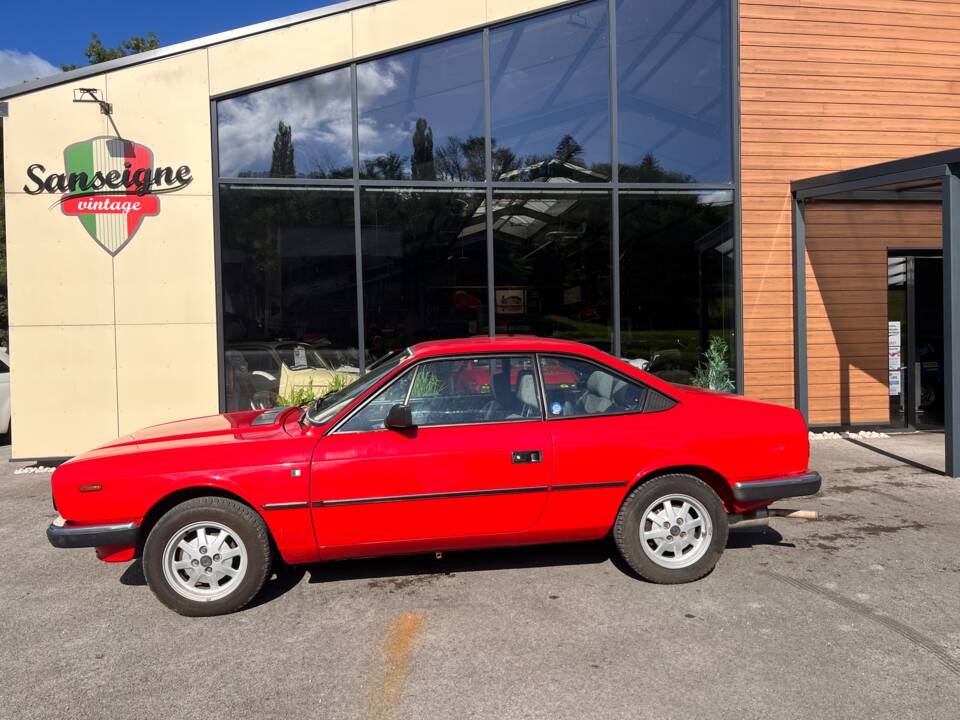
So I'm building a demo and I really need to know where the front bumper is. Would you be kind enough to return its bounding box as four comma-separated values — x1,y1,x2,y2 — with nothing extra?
46,517,140,549
731,472,822,503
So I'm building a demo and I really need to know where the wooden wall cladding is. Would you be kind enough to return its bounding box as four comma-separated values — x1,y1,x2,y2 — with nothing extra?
738,0,958,423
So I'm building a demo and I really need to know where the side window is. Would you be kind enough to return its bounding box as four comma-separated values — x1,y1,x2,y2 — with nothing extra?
338,371,414,432
409,355,540,427
539,355,647,418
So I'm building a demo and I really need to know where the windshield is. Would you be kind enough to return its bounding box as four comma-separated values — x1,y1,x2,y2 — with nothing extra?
306,350,410,425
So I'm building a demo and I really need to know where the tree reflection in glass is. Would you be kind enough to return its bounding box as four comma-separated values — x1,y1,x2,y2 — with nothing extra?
357,34,485,181
217,67,354,179
616,0,732,183
490,0,611,182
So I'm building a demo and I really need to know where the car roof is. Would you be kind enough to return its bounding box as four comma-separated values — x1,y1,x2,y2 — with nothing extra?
408,336,612,360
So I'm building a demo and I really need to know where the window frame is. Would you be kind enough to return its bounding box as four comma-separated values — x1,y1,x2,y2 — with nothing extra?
331,352,546,434
534,352,669,421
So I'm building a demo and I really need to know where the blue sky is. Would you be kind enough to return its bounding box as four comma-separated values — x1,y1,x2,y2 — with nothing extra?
0,0,340,87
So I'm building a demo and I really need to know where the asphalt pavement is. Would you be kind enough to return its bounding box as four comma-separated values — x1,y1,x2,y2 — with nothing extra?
1,434,958,720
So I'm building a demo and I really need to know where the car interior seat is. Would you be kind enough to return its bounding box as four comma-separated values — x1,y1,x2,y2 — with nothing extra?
514,371,540,418
579,371,618,415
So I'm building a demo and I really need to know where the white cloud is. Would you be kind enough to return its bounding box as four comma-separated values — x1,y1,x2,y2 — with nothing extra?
0,49,59,88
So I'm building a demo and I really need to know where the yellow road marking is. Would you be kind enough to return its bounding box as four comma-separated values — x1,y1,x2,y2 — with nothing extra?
364,612,425,720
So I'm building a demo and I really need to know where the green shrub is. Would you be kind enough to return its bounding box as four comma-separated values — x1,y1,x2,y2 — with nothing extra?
276,373,353,407
692,336,735,393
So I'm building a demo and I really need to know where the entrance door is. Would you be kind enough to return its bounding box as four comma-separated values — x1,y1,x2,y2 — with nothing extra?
887,253,944,430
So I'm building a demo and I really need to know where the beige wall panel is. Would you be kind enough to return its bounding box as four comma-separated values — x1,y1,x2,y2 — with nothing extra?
113,195,216,325
4,193,115,326
105,51,212,193
353,0,485,58
115,323,219,435
9,325,118,458
208,13,353,96
2,75,108,192
486,0,577,23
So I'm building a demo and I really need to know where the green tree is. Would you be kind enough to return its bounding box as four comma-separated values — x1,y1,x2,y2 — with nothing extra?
60,32,160,71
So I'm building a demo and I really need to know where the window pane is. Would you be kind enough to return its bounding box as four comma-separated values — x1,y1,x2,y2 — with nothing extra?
358,34,485,181
220,185,358,411
339,369,414,432
619,191,735,388
409,356,540,426
490,0,611,182
539,355,646,418
617,0,732,183
361,189,489,359
218,67,353,179
493,190,612,351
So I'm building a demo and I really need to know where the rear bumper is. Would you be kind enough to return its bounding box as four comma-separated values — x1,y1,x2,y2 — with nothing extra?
732,472,822,503
46,517,140,549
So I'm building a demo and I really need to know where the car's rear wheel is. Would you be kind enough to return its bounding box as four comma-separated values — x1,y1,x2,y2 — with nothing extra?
613,474,728,584
142,497,272,616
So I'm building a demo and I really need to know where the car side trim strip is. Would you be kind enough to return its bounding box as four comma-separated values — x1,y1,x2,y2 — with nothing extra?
314,485,551,507
552,481,629,491
261,501,310,510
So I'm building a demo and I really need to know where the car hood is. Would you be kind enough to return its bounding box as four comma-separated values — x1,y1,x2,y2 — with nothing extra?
71,407,298,460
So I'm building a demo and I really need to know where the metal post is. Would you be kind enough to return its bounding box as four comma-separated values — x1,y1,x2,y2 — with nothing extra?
483,28,495,338
209,100,226,412
608,0,620,357
905,257,917,430
350,64,366,372
791,194,809,423
729,0,744,395
942,173,960,477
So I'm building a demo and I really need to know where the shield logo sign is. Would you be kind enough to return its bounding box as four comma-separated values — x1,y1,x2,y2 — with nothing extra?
60,136,160,256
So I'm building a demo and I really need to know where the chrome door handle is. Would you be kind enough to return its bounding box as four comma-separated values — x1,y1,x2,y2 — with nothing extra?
512,450,542,464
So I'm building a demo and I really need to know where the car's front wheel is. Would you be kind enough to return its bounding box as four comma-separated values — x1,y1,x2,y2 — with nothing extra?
613,474,728,584
142,497,272,616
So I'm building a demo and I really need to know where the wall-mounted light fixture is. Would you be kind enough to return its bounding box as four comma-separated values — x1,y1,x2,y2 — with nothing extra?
73,87,112,115
73,87,121,138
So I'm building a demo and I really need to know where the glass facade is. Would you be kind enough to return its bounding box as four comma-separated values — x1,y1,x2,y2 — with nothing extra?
490,1,611,182
360,188,489,354
216,0,737,411
358,34,486,181
493,190,613,349
619,191,734,384
616,0,732,183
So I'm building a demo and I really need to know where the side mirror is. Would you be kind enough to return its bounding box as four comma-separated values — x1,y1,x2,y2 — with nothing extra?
384,403,414,430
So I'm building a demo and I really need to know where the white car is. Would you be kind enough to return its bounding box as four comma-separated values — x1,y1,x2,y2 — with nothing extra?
0,349,9,436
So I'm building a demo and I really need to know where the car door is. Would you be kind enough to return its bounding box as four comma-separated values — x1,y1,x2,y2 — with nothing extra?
537,354,675,529
310,354,552,553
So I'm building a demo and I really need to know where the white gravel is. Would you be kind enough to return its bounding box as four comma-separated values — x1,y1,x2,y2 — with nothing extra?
809,430,889,441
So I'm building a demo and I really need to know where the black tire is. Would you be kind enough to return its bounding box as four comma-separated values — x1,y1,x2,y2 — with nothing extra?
613,474,728,584
142,497,273,616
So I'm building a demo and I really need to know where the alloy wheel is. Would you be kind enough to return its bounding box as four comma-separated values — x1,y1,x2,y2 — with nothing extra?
639,493,713,569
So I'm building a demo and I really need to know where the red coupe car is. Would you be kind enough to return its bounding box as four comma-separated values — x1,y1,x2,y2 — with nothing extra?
47,337,820,616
